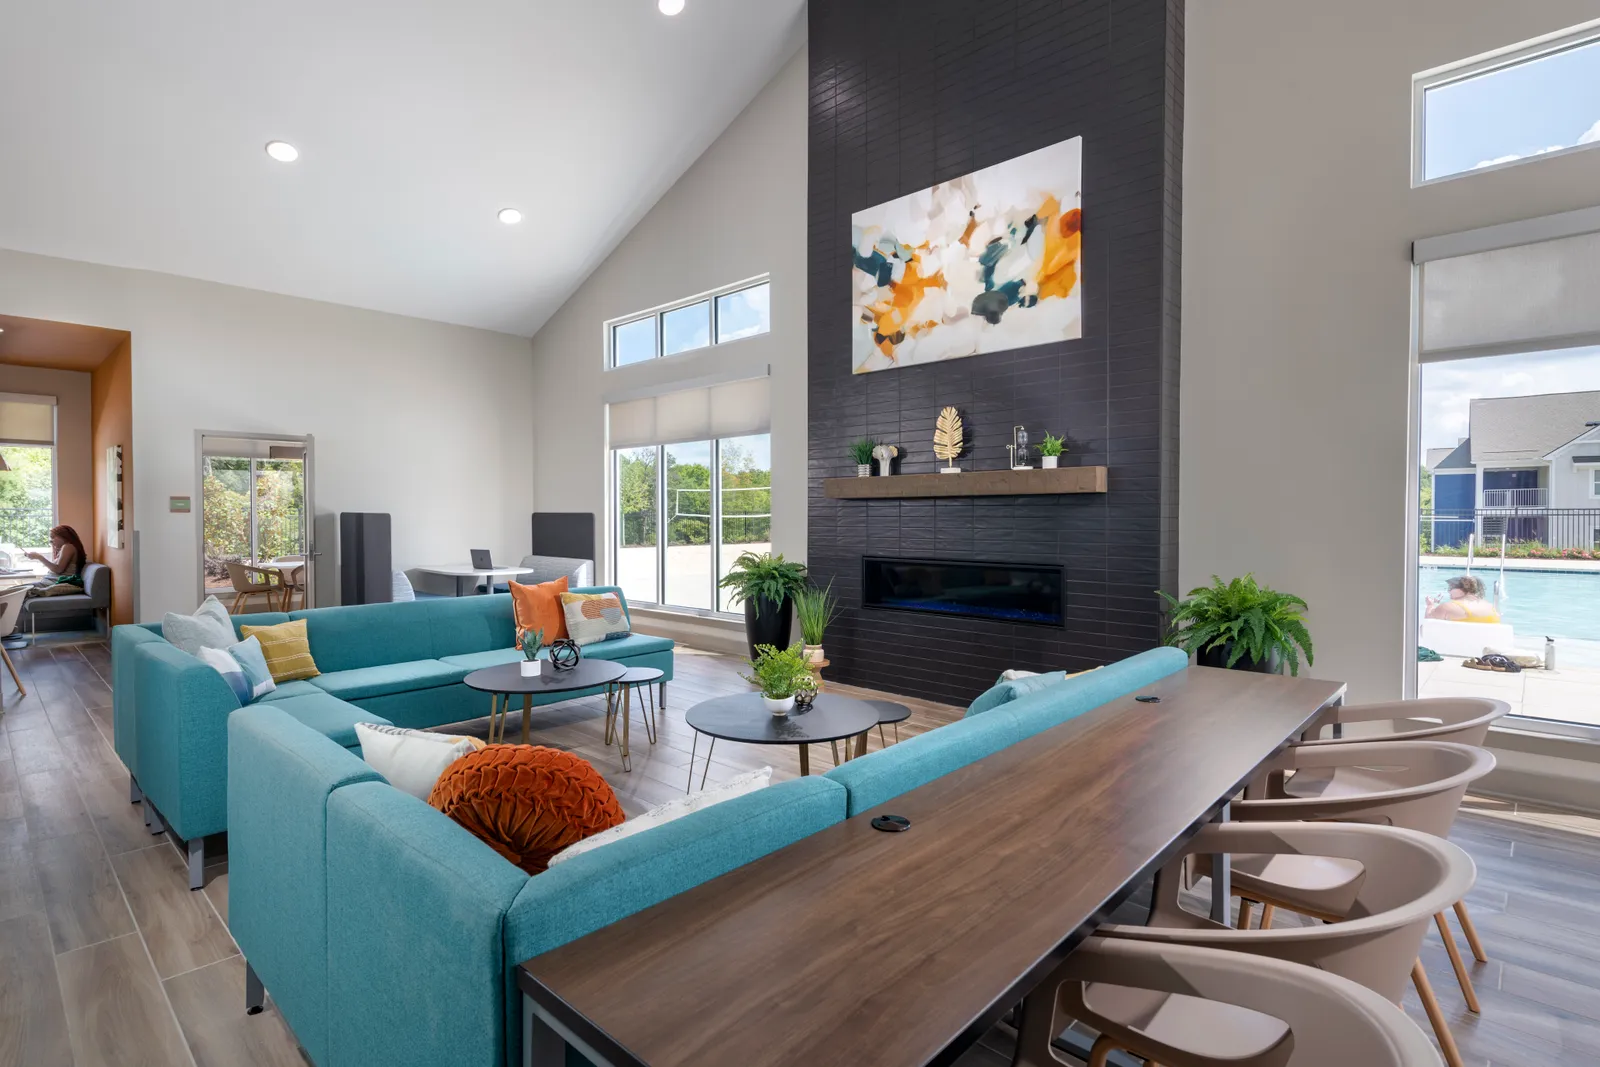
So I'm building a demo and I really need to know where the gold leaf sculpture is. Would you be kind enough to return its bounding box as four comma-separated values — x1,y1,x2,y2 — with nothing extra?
933,406,964,465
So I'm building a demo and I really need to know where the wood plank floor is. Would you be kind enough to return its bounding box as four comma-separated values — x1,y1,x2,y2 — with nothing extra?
0,637,1595,1067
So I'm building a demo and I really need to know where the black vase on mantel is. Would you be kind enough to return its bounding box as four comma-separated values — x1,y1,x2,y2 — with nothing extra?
1196,643,1283,675
744,595,793,660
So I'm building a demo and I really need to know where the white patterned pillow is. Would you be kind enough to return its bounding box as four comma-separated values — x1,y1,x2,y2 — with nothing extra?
559,591,631,646
548,767,772,866
354,723,483,800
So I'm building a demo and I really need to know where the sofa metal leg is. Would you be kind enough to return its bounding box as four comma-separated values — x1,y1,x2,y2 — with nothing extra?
658,681,666,709
130,776,142,805
188,837,205,891
245,961,265,1015
145,797,167,835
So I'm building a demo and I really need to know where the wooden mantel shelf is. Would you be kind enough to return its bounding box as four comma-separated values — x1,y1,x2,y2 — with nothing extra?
823,466,1107,499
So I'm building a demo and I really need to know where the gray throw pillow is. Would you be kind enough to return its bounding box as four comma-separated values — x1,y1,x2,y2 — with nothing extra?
162,596,237,655
391,571,416,603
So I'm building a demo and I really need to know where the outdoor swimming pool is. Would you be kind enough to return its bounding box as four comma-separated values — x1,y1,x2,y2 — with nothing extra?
1420,564,1600,642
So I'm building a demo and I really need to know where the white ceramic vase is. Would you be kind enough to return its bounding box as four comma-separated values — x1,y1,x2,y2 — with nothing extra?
804,644,824,665
1041,455,1059,469
763,694,796,715
520,659,541,677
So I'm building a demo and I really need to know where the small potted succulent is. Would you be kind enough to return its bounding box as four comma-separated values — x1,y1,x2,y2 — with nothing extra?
1159,574,1314,676
519,628,544,676
1037,433,1067,469
741,642,814,715
793,581,840,665
849,437,878,478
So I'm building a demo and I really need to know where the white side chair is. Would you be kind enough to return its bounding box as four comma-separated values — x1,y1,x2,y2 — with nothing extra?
1013,937,1442,1067
0,586,29,698
1296,697,1508,748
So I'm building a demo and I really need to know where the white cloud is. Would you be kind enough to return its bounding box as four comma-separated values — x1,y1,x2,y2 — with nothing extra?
1473,145,1567,169
1579,119,1600,145
1418,346,1600,452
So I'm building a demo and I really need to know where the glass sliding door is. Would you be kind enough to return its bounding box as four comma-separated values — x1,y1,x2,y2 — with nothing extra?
200,435,312,611
717,434,772,610
615,446,659,607
663,441,713,610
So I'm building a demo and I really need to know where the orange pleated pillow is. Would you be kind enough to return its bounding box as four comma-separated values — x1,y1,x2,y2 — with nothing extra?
510,576,568,649
428,745,623,874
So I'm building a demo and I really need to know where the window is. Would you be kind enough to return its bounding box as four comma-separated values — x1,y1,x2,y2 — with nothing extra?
607,279,770,367
611,433,771,615
0,445,55,549
1416,24,1600,183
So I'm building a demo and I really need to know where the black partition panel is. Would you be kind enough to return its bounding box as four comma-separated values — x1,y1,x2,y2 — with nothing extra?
339,512,392,605
531,512,595,561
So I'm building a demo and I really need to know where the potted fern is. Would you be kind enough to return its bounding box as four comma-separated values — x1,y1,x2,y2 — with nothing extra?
718,551,809,659
1037,433,1067,469
793,581,841,665
849,438,878,478
741,642,813,715
1159,574,1314,676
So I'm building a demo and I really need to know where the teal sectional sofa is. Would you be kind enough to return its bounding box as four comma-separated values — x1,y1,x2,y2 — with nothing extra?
111,588,672,888
225,646,1187,1067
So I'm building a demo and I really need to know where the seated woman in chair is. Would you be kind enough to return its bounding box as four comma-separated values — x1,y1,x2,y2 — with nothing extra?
1425,574,1499,623
24,525,88,598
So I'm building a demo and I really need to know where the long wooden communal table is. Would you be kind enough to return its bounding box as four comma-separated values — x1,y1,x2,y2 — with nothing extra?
518,667,1346,1067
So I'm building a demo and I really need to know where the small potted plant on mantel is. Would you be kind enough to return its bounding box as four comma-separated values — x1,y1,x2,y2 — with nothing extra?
741,642,814,715
1159,574,1314,675
793,581,841,666
849,438,878,478
1037,433,1067,469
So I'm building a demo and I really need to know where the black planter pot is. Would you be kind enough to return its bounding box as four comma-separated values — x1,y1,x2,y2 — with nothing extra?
1196,643,1283,674
743,595,793,660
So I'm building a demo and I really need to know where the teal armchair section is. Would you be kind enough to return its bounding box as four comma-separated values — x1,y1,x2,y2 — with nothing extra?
132,639,242,841
110,623,167,787
1003,647,1188,738
229,706,382,1066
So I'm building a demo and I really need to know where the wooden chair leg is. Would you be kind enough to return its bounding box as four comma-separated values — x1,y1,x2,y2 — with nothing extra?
1259,903,1275,930
230,593,244,614
1412,958,1466,1067
1,647,25,697
1435,912,1481,1013
1453,899,1487,963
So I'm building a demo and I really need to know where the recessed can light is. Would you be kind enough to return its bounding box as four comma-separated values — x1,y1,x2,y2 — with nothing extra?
659,0,685,14
498,208,523,225
265,141,299,163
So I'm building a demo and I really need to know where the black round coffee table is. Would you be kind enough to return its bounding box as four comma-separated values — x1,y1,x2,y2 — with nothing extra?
464,658,626,748
684,692,880,790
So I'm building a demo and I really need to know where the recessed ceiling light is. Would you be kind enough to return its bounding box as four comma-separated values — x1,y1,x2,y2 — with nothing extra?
498,208,523,225
659,0,685,14
265,141,299,163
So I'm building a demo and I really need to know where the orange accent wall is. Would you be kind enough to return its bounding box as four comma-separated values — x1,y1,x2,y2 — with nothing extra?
90,338,133,625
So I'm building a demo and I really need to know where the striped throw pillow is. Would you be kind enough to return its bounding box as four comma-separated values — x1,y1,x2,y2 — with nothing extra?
239,618,321,682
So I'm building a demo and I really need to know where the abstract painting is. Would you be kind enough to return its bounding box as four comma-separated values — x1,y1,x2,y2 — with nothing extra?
851,136,1082,374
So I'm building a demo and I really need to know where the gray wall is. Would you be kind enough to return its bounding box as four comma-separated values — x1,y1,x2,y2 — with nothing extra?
1183,0,1600,703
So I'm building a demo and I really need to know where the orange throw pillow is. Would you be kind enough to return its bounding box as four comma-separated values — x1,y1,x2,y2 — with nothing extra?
428,746,624,874
510,576,568,648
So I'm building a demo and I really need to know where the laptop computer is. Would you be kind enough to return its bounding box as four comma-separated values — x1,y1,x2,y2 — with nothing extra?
470,549,493,570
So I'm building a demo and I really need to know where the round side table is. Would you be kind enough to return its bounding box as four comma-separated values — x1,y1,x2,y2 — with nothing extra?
606,666,665,764
463,658,626,749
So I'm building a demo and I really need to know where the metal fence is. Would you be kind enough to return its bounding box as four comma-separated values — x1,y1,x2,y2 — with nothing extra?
1423,507,1600,554
0,507,55,549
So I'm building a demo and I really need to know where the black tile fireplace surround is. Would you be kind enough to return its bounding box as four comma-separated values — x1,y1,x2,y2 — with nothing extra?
806,0,1183,705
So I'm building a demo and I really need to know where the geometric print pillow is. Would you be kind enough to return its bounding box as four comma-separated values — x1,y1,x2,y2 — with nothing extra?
558,591,631,647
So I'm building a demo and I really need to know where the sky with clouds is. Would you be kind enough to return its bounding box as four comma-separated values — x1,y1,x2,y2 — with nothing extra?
1419,346,1600,452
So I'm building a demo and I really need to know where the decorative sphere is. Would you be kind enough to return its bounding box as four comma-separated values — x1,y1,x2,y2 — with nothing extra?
549,639,582,671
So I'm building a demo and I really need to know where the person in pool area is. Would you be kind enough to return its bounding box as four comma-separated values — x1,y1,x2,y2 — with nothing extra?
1426,574,1500,624
25,524,88,598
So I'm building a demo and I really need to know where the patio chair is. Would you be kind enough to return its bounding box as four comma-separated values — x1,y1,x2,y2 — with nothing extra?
271,555,307,610
225,561,283,615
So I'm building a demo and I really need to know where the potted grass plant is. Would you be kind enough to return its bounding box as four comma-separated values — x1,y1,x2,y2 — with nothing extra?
849,438,878,477
718,551,809,658
1159,574,1314,676
741,642,814,715
1037,433,1067,469
793,581,841,665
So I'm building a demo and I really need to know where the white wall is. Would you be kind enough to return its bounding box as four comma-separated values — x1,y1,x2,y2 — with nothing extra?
0,247,533,620
528,45,808,587
1183,1,1600,702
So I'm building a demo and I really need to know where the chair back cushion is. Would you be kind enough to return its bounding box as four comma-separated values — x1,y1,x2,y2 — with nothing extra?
287,601,433,673
82,562,111,606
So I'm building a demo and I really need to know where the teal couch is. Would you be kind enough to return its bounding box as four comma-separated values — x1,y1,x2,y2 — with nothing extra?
111,589,672,888
226,646,1187,1067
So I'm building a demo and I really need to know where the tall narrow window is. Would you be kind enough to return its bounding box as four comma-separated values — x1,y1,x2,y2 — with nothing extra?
717,434,772,610
663,441,714,610
0,446,55,549
615,447,659,607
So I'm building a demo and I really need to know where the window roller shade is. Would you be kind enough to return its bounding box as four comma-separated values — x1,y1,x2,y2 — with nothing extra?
1420,229,1600,358
609,378,770,449
0,394,55,446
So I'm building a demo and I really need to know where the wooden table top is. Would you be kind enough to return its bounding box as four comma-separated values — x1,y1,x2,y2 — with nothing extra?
519,666,1345,1067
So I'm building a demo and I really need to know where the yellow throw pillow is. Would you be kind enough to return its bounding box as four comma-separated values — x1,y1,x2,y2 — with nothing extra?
239,618,321,682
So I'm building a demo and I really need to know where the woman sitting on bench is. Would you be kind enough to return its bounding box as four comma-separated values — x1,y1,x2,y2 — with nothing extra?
25,524,87,598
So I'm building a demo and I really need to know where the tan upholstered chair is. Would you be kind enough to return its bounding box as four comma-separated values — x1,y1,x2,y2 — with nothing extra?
1296,697,1508,748
1233,740,1494,1018
1085,822,1475,1067
224,561,283,614
1013,936,1442,1067
0,586,28,697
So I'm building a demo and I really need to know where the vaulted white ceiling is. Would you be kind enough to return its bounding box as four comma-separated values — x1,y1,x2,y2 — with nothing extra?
0,0,805,335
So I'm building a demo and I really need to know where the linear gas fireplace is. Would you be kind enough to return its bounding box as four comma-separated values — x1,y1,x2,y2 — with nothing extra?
861,557,1065,627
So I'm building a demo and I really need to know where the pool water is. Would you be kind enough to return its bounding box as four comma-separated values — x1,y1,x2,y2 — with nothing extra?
1420,565,1600,642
